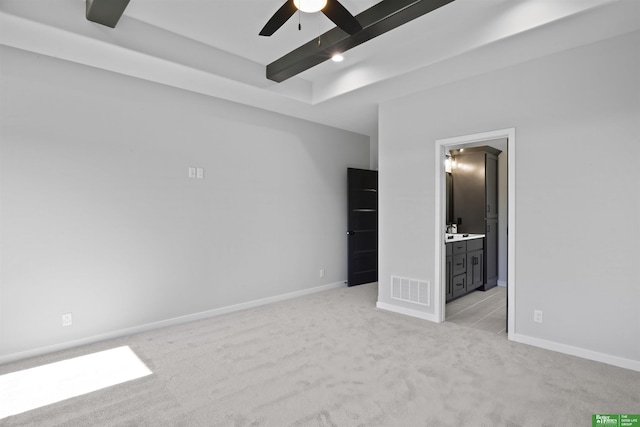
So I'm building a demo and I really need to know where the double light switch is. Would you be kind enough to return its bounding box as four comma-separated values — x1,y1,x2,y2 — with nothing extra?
188,167,204,179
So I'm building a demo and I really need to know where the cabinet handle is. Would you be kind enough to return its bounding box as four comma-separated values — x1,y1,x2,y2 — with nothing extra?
487,204,490,213
487,224,490,232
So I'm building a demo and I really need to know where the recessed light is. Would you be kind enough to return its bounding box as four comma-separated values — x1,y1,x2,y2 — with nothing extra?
331,54,344,62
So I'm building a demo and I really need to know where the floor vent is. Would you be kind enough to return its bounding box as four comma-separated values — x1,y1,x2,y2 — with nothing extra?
391,276,430,307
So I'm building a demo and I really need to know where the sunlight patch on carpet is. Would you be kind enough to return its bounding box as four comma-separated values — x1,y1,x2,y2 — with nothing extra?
0,346,152,419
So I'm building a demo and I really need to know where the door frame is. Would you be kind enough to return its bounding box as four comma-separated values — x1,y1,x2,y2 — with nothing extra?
433,128,516,341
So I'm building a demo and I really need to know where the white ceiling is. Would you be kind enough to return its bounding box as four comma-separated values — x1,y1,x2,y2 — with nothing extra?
1,0,638,137
126,0,383,65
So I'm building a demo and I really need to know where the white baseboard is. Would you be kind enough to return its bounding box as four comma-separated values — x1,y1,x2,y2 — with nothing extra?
512,333,640,373
376,301,440,323
497,280,507,287
0,281,346,365
377,303,640,373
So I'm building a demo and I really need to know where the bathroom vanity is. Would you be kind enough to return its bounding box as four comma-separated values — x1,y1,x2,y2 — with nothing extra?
445,234,485,302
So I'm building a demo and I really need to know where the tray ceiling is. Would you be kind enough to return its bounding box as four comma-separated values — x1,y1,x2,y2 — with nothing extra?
1,0,638,136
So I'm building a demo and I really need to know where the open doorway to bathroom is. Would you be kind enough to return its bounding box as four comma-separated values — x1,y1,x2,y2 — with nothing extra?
434,129,516,341
445,140,507,333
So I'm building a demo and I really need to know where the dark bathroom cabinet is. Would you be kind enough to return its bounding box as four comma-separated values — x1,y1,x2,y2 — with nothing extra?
445,238,484,303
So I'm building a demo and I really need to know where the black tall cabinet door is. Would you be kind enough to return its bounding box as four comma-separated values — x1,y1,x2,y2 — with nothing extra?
347,168,378,286
484,218,499,288
485,154,498,219
483,153,499,289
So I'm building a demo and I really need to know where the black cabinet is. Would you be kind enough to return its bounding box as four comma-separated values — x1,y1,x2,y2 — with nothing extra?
452,272,467,299
485,154,498,220
484,218,498,288
445,238,484,302
450,146,501,291
468,250,484,289
466,238,484,291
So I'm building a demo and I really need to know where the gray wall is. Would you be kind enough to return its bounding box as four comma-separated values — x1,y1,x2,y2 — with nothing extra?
0,46,370,359
378,32,639,363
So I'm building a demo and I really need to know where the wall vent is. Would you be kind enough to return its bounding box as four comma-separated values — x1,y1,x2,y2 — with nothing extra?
391,276,430,307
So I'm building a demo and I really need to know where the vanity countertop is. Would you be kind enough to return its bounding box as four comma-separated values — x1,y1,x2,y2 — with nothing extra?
445,233,485,242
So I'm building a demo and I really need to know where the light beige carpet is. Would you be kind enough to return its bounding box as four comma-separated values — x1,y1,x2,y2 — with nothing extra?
1,283,638,426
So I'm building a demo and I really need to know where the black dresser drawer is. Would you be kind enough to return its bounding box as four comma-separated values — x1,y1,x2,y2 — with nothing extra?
452,253,466,276
452,273,467,299
452,241,467,255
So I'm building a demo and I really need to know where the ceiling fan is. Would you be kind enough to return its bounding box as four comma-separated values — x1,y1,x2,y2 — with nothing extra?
260,0,362,37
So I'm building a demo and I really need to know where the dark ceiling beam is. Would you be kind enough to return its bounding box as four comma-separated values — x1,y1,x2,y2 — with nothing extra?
266,0,455,83
86,0,131,28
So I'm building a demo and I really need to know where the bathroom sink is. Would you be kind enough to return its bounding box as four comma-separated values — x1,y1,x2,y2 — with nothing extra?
445,233,485,242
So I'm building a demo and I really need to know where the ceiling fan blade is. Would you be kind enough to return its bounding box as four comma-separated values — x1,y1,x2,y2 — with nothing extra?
322,0,362,35
259,1,298,36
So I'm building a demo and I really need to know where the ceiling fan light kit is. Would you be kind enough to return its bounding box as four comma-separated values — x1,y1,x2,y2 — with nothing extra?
293,0,327,13
260,0,362,37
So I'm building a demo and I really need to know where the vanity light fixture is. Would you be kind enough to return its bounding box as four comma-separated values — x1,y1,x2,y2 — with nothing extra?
331,53,344,62
293,0,327,13
445,155,452,173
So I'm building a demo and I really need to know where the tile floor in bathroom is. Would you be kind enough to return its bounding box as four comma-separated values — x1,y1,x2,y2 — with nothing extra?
445,285,507,334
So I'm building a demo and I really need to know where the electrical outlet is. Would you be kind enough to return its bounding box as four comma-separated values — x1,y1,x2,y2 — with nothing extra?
62,313,73,327
188,167,196,179
534,310,543,323
196,168,204,179
319,268,325,278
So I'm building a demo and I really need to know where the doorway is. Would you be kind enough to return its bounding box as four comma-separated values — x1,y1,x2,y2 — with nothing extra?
433,128,516,341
